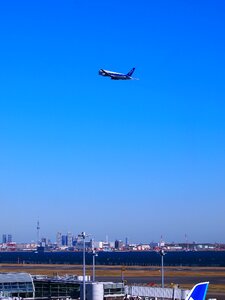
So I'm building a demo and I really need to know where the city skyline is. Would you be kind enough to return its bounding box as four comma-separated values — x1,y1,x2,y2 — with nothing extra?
0,1,225,243
0,227,224,245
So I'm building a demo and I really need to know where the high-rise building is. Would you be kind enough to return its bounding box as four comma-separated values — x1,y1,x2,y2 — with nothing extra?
72,236,78,247
115,240,123,250
7,234,12,243
41,238,47,247
67,232,72,247
56,232,62,247
61,235,67,246
2,234,7,244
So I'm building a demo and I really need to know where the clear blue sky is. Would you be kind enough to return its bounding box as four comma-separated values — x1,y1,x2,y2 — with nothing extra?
0,0,224,243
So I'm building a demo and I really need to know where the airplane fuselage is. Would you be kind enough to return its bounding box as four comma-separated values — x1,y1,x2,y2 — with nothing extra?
99,68,135,80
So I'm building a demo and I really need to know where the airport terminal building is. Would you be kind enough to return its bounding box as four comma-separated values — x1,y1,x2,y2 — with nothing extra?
0,273,34,298
0,273,125,300
0,272,190,300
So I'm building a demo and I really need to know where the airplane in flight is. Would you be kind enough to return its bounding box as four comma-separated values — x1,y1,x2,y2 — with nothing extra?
185,282,209,300
99,67,136,80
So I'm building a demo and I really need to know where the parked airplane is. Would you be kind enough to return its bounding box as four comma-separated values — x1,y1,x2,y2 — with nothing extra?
185,282,209,300
99,67,136,80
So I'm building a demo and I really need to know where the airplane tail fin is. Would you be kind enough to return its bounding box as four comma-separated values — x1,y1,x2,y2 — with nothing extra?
185,282,209,300
127,68,135,77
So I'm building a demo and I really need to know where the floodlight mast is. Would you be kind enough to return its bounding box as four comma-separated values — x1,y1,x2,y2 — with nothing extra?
78,232,89,300
159,249,166,288
92,249,98,282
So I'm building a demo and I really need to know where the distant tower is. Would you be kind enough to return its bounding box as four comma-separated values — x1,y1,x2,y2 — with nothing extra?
185,233,189,250
37,220,40,246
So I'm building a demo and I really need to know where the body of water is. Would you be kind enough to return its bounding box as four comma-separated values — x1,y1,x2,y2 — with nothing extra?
0,251,225,266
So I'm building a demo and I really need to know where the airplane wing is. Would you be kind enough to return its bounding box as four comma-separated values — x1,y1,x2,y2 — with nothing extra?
110,75,120,80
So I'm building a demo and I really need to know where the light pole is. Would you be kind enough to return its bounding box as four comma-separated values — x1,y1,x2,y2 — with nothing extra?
92,249,98,282
159,249,166,288
121,266,126,282
79,232,88,300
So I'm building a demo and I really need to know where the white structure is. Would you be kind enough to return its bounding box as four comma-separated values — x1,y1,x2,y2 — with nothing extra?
85,283,104,300
84,282,125,300
125,285,190,300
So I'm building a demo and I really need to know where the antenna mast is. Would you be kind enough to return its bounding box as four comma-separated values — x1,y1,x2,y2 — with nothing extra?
37,220,40,246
